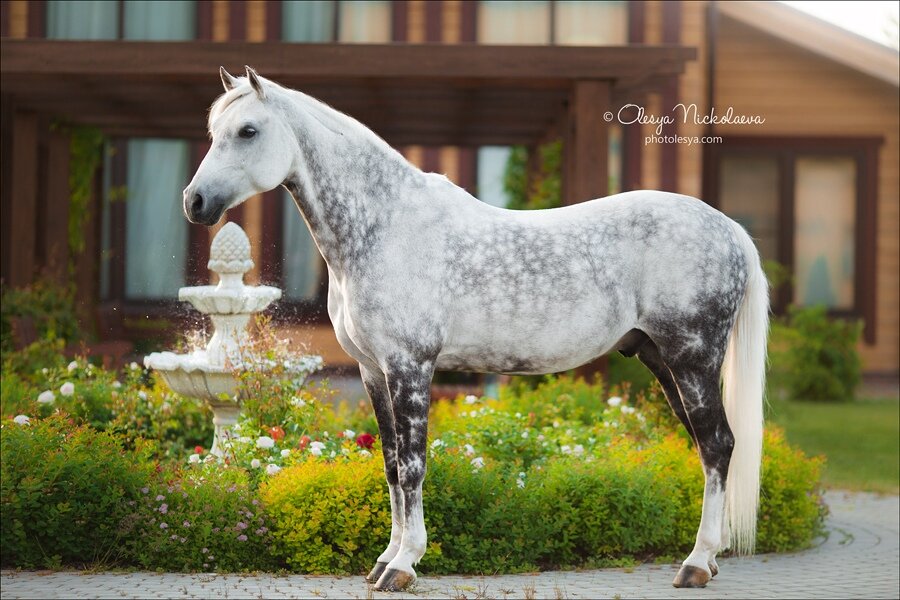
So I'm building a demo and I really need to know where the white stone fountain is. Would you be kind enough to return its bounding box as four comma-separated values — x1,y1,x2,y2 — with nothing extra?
145,222,317,456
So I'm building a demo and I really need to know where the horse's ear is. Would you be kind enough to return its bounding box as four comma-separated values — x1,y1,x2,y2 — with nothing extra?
245,65,266,101
220,66,237,92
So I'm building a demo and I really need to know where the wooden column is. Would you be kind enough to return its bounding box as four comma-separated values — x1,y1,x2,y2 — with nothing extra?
43,128,71,283
563,80,611,205
562,81,612,383
8,110,39,286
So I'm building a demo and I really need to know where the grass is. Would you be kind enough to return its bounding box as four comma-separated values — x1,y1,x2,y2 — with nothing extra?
766,396,899,494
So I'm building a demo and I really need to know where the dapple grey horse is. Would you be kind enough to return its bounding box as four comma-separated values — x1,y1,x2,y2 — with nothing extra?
183,67,768,592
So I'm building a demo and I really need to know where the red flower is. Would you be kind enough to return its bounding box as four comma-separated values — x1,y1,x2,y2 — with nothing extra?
194,446,204,455
356,432,375,449
298,435,311,450
336,431,344,438
269,426,285,441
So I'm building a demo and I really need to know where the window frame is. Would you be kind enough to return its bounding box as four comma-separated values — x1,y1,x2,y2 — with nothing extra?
704,136,881,343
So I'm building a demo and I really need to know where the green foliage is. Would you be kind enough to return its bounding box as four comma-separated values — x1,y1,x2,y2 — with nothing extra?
124,466,280,572
0,281,82,356
607,353,657,395
756,427,827,552
66,125,106,259
261,454,390,574
769,305,862,402
504,140,563,210
0,415,154,568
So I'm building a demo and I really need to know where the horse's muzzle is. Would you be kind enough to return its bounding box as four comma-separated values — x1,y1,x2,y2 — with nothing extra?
183,188,227,226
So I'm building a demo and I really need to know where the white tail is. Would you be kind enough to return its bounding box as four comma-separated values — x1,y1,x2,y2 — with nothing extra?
721,223,769,556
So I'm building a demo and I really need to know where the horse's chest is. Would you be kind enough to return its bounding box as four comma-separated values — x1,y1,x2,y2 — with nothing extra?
327,276,377,367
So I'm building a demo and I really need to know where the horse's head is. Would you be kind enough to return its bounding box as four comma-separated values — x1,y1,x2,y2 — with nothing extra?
183,66,296,226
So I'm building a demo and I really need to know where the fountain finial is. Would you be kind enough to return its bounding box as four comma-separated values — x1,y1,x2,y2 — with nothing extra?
208,222,254,289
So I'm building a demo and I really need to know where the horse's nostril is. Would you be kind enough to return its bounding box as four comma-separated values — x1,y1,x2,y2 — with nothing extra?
191,193,204,214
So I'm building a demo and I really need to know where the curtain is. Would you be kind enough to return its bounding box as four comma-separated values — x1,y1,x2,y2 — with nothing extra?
46,0,118,39
555,1,627,45
123,0,196,40
477,147,514,207
282,192,323,300
477,1,550,44
794,156,856,309
339,1,391,43
124,140,190,299
283,0,335,42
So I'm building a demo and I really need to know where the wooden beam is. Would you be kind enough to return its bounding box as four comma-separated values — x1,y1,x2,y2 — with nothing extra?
8,110,38,286
43,128,71,283
563,81,611,205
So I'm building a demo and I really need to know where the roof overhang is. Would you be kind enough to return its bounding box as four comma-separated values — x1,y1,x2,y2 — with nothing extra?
0,40,696,145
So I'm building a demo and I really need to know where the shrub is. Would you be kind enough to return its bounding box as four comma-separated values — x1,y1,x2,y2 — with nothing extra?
261,426,822,575
0,415,154,568
124,465,280,572
769,305,862,402
0,281,82,355
261,453,390,574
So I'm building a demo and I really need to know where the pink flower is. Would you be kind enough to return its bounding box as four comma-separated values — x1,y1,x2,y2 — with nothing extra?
237,534,248,542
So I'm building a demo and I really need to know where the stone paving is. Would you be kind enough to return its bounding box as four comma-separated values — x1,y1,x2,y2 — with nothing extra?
2,491,898,599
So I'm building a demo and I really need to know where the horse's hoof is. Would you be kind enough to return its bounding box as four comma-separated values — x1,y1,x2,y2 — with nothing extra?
366,561,388,583
374,568,416,592
672,564,711,588
708,559,719,578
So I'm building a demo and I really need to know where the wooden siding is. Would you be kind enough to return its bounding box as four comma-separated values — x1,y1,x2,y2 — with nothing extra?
714,15,899,373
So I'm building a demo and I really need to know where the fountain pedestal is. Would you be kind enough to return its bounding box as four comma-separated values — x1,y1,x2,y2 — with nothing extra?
145,222,287,457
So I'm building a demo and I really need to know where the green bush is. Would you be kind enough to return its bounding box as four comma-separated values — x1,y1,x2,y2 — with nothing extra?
0,415,154,568
261,427,821,575
124,466,280,572
0,281,82,355
769,305,862,402
261,453,390,574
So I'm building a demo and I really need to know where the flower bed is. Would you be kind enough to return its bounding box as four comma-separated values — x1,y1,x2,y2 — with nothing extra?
0,349,826,573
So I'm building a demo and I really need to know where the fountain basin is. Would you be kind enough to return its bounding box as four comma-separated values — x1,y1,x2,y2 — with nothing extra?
179,285,281,315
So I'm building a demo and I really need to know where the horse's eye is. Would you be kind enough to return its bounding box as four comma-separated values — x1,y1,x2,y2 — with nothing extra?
238,126,257,139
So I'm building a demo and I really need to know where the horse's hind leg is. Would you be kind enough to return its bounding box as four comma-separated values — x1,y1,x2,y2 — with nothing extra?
635,340,696,444
360,364,404,584
663,348,735,588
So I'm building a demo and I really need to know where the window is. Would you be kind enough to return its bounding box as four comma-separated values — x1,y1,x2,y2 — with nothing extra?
477,0,627,45
46,0,118,40
282,0,391,43
708,137,879,342
281,192,324,301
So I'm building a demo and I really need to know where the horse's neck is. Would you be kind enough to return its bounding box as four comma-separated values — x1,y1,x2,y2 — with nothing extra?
283,94,422,274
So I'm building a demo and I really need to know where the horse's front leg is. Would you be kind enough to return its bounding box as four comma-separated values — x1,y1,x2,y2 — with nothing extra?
360,364,404,584
374,355,433,592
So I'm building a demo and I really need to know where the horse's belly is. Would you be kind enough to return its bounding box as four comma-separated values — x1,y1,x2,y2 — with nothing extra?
437,309,625,375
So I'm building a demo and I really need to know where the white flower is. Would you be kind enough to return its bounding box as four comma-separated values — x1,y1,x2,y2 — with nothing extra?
329,451,336,458
463,443,475,456
560,445,572,455
430,439,445,449
41,368,49,375
250,459,261,469
537,434,545,441
359,450,371,457
130,362,140,371
137,391,147,401
622,406,635,415
310,446,323,457
256,436,275,449
13,415,30,425
266,464,282,476
342,429,355,439
67,360,78,373
290,397,306,408
280,449,291,458
60,382,75,396
573,444,585,456
112,381,122,389
238,436,251,444
188,454,201,464
607,396,623,407
464,395,478,405
470,456,484,470
516,478,526,489
552,420,560,428
310,441,326,451
37,390,55,405
521,431,529,439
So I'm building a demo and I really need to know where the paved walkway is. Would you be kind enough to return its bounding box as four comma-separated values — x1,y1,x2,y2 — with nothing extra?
2,491,897,599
